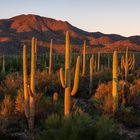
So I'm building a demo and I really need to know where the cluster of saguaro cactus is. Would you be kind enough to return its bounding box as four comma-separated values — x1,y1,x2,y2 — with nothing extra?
59,31,80,116
49,39,53,75
82,40,86,76
121,47,135,82
89,55,94,94
112,51,118,112
23,37,37,130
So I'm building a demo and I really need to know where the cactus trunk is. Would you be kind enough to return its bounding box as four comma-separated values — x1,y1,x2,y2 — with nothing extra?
97,51,100,72
59,31,80,116
89,55,94,94
112,51,118,112
49,39,53,75
23,45,30,120
29,37,36,130
82,40,86,76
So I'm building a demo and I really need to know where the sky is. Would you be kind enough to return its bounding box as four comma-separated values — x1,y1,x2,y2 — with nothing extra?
0,0,139,37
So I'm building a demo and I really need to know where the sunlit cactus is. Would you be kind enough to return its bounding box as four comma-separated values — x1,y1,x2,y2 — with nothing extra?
29,37,36,130
35,38,37,62
23,37,36,130
82,40,86,76
121,47,135,82
89,55,94,94
23,45,29,120
59,31,80,116
49,39,53,75
97,51,101,72
112,51,118,112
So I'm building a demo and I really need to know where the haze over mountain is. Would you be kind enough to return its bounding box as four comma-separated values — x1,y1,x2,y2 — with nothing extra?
0,14,140,53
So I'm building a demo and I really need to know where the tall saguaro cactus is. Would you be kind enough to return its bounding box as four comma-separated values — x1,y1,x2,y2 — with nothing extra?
112,51,118,112
59,31,80,116
97,51,101,72
49,39,53,75
89,55,94,94
82,40,86,76
121,47,134,82
23,37,36,130
29,37,36,129
23,45,29,120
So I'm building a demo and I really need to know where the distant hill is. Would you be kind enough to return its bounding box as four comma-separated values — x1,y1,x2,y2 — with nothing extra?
0,14,140,53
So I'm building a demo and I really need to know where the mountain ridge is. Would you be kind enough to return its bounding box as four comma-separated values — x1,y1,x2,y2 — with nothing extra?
0,14,140,53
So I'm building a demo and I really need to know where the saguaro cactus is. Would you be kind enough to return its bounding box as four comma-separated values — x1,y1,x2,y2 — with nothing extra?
49,39,53,75
97,51,101,72
89,55,94,94
2,55,5,73
82,40,86,76
112,51,118,112
35,38,37,62
29,37,36,129
23,45,29,121
121,47,134,82
59,31,80,116
23,37,36,130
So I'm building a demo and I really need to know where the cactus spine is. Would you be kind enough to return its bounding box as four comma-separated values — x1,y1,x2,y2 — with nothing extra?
49,39,53,75
82,40,86,76
112,51,118,112
59,31,80,116
89,55,94,94
121,47,134,82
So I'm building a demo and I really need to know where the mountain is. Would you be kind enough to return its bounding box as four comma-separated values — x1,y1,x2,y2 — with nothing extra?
0,14,140,53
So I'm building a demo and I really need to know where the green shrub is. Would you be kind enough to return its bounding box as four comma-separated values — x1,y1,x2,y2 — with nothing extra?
94,116,128,140
35,113,94,140
35,114,129,140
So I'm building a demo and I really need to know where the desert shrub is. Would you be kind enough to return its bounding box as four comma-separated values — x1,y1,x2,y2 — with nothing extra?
93,81,129,114
94,116,129,140
35,113,94,140
46,71,61,94
35,70,61,95
35,70,48,93
128,79,140,106
0,114,26,133
35,113,128,140
0,73,22,98
93,82,113,114
115,107,140,129
15,89,24,114
0,94,26,133
0,95,14,117
76,76,89,98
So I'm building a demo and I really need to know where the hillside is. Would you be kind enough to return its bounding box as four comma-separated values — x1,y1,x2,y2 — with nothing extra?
0,14,140,53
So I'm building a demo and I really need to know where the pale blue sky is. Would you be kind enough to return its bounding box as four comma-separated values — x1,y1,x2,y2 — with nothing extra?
0,0,139,36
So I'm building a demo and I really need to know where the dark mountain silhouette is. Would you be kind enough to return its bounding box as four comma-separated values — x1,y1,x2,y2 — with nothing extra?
0,14,140,53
